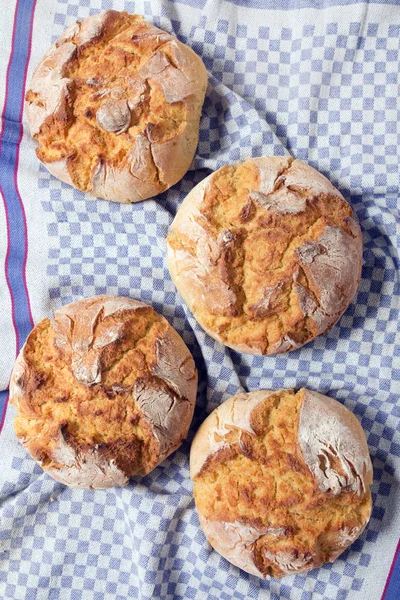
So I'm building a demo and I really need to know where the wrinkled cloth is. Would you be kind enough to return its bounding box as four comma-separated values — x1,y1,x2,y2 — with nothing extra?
0,1,399,599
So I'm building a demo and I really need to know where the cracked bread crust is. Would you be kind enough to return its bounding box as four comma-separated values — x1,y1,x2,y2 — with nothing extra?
25,10,207,203
10,295,197,488
190,389,372,579
167,157,363,355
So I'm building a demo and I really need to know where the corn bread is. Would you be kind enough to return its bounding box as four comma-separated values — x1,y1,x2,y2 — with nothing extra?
190,389,373,578
25,10,207,203
10,295,198,488
167,157,363,355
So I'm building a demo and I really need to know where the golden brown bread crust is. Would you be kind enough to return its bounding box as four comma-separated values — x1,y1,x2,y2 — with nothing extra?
167,157,363,355
25,10,207,203
10,295,198,488
190,389,372,579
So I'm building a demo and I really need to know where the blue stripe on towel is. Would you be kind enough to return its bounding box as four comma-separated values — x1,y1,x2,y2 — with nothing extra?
0,0,37,430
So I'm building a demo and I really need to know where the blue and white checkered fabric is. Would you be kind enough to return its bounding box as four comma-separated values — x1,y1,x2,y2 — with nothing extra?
1,1,399,599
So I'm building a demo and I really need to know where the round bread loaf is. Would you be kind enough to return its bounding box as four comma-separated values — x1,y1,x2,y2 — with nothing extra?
190,389,373,579
25,10,207,203
10,295,198,488
167,157,363,355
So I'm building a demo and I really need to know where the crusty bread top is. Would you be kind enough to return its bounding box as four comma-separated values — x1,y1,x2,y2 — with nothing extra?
10,296,197,488
167,157,363,355
25,11,207,203
190,389,372,578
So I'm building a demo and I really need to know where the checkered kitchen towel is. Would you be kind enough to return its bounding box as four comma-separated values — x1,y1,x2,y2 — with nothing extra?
1,1,399,598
